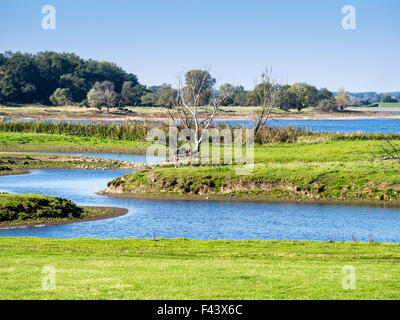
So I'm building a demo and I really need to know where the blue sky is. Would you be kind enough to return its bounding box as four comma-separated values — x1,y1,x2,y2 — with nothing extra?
1,0,399,92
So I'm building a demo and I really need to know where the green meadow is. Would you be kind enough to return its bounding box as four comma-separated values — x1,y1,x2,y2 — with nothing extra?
1,122,400,300
1,238,399,300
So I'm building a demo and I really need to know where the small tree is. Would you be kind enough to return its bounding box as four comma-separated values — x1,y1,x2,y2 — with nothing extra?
121,81,145,106
289,82,319,112
252,68,277,135
141,92,158,106
317,98,339,112
87,81,118,112
49,88,72,106
335,87,350,110
168,69,231,160
184,69,216,107
274,84,296,111
156,85,177,109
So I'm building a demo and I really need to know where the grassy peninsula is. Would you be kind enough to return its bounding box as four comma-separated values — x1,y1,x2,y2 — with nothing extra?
0,193,127,228
106,136,400,203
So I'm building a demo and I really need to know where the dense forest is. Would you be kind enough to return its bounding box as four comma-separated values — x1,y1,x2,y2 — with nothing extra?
0,51,144,106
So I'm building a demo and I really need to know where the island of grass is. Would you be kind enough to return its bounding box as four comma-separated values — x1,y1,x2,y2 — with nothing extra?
105,135,400,203
0,193,127,228
2,120,400,203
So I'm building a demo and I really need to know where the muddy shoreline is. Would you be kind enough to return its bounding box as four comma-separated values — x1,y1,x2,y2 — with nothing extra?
99,191,400,208
3,110,400,122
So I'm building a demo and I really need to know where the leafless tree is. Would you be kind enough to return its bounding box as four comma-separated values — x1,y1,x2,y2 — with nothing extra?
369,137,400,161
253,67,277,135
168,69,231,161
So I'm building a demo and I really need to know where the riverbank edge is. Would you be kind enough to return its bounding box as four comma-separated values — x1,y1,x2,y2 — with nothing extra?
0,206,128,229
0,144,150,155
0,152,154,176
99,190,400,208
3,110,400,122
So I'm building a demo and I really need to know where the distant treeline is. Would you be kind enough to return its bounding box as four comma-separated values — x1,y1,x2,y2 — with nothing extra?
0,51,144,106
348,92,400,106
2,51,394,111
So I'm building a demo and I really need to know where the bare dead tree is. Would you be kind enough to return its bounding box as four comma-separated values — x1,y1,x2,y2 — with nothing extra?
369,137,400,161
253,67,277,135
168,70,231,162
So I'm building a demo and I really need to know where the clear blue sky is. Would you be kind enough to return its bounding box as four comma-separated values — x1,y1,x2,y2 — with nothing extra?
1,0,399,92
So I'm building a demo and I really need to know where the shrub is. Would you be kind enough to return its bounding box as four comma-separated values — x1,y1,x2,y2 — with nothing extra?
0,194,83,222
317,99,338,113
49,88,72,106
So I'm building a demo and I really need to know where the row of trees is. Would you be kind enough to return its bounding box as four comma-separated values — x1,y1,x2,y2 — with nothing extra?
140,79,349,113
0,51,350,113
161,68,350,158
355,94,399,106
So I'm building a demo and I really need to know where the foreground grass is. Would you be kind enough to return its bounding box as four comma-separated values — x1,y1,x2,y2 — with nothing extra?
0,238,399,300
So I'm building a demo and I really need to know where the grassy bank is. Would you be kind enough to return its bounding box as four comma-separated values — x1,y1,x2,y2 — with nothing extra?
1,121,400,152
106,137,400,202
2,121,400,203
0,193,127,228
0,238,399,299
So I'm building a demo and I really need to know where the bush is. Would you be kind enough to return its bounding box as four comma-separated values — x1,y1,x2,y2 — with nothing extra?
49,88,72,106
317,99,338,112
0,194,83,222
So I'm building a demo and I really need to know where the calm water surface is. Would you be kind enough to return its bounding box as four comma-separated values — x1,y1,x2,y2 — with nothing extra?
1,169,400,242
219,118,400,134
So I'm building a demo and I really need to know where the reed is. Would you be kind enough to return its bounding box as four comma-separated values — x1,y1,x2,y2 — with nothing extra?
1,120,399,145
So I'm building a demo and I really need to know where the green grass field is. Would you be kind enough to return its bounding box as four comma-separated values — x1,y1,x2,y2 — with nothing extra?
375,102,400,109
1,238,399,300
0,123,400,300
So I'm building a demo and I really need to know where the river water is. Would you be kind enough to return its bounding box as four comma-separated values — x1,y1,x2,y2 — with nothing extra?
1,168,400,242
